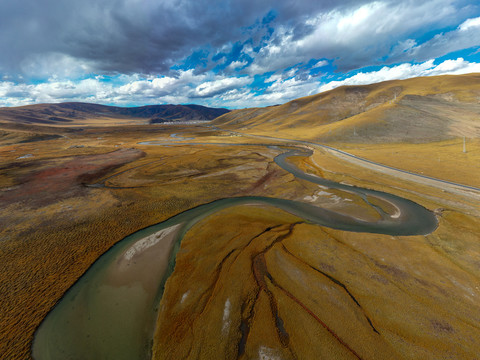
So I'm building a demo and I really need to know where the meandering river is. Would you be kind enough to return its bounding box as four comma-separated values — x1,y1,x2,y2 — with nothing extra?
32,146,437,360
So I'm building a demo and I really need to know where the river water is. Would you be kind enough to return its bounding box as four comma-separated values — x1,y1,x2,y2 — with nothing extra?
32,146,437,360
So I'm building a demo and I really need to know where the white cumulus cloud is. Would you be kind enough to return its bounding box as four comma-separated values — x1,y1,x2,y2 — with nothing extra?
1,57,479,110
458,16,480,31
194,77,251,97
245,0,464,75
318,58,480,92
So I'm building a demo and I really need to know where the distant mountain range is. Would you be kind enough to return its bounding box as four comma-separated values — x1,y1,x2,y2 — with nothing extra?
0,102,230,126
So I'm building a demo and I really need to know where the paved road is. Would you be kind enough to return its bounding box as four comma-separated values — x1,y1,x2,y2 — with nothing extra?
314,143,480,193
219,128,480,193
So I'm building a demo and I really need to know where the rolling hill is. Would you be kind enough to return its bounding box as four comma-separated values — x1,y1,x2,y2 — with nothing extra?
214,73,480,143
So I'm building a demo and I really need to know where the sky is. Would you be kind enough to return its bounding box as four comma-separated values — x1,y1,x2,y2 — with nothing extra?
1,0,480,109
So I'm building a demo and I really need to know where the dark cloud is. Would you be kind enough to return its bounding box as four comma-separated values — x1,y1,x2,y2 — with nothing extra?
0,0,369,78
1,0,479,87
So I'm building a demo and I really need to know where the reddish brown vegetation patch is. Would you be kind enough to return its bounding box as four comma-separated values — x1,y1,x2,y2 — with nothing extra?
0,148,145,207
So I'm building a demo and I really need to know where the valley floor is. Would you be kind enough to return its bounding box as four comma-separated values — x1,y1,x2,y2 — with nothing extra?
0,123,479,359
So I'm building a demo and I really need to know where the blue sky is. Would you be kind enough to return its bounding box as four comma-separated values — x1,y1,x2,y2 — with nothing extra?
1,0,480,109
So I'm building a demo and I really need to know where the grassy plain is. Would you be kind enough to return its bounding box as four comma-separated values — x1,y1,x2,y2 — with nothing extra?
1,120,480,360
0,124,304,359
335,138,480,188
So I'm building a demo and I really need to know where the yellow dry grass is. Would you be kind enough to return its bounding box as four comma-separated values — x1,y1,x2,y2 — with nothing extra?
152,182,480,359
153,206,302,359
334,138,480,188
301,146,480,216
0,131,303,359
214,73,480,143
1,124,479,359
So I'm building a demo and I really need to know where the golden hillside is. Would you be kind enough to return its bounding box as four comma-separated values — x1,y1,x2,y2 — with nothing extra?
214,73,480,143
